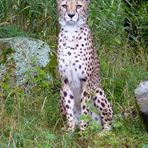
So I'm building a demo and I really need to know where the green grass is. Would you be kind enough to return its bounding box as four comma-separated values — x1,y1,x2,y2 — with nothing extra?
0,0,148,147
0,46,148,147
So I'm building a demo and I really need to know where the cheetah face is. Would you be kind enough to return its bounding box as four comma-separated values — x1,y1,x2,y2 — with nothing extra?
57,0,90,26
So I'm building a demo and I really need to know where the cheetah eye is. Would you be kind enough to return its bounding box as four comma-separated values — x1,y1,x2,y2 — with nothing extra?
76,5,82,9
62,4,67,9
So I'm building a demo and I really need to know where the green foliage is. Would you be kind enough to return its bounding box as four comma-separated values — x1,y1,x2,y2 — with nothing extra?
0,25,27,38
89,0,126,48
0,0,148,147
124,0,148,48
0,0,58,43
0,48,13,64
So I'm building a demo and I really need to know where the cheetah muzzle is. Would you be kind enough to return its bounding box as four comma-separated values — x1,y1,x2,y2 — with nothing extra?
57,0,113,132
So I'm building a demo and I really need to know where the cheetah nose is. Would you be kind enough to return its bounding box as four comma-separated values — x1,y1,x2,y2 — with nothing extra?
68,13,75,18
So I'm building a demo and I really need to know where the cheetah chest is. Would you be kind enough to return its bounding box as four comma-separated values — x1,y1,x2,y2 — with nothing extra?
58,26,92,95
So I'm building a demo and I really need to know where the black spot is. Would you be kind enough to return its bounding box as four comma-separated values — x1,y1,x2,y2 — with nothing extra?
70,94,73,99
101,116,104,119
64,79,68,84
76,44,79,47
67,51,71,55
63,91,67,97
80,78,86,82
84,111,88,114
97,99,100,103
101,102,105,107
105,119,109,122
81,44,84,47
102,112,107,116
79,65,81,69
86,109,89,112
94,103,97,107
93,96,97,101
66,105,69,109
83,91,87,97
96,90,99,93
68,100,71,103
84,124,87,127
83,106,86,109
79,37,82,40
100,91,103,96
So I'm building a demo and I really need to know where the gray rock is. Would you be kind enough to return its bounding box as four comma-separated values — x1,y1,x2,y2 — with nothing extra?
135,80,148,130
135,81,148,114
0,37,51,85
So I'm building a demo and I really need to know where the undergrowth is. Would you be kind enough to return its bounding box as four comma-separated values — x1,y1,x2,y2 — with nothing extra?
0,47,147,147
0,0,148,147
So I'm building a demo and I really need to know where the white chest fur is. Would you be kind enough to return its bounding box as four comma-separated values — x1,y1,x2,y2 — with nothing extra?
58,25,88,98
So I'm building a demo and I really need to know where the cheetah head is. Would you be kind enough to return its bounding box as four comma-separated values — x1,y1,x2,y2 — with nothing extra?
57,0,90,26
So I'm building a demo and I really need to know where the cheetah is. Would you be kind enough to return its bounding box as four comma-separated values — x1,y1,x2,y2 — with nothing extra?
57,0,113,132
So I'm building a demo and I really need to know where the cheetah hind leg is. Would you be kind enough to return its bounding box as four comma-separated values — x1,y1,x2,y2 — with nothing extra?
60,93,66,119
92,87,113,131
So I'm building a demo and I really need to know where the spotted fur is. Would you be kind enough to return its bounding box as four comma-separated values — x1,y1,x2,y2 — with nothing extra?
57,0,113,132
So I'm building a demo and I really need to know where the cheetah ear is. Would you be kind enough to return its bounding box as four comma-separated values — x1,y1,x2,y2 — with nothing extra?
85,0,90,6
85,0,90,3
56,0,60,4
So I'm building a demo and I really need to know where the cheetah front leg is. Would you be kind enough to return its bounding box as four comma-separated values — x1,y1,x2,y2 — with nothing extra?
60,83,75,132
80,89,90,131
93,88,113,131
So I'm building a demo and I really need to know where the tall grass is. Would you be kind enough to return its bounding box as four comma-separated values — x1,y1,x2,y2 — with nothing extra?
89,0,126,48
0,0,58,44
0,0,148,147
